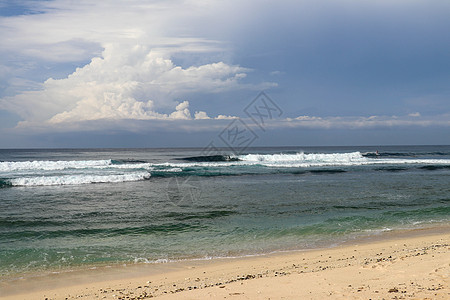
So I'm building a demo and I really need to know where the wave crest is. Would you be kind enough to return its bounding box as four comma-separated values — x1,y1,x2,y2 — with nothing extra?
0,160,113,172
239,152,365,163
8,172,151,186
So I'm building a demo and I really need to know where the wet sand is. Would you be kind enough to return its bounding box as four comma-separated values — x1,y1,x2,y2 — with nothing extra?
1,228,449,299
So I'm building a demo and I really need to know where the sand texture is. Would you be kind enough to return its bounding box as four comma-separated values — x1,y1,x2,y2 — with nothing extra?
1,230,449,299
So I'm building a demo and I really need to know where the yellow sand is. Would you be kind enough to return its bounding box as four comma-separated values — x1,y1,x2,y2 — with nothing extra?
1,229,449,299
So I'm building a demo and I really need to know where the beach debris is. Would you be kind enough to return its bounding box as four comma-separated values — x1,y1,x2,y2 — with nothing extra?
388,287,399,293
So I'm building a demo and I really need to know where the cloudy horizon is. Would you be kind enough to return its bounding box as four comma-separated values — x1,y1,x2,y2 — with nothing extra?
1,0,449,148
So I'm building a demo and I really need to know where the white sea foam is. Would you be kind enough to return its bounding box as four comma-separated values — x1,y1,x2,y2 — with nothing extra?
235,152,371,167
0,160,112,172
162,167,183,172
0,160,153,172
239,152,366,163
108,163,153,170
9,172,151,186
2,153,450,188
4,153,449,174
152,152,450,168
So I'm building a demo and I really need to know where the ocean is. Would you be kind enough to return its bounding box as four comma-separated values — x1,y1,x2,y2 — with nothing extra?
1,145,449,280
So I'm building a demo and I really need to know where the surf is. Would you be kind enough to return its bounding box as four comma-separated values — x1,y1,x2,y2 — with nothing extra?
2,151,450,187
6,172,151,187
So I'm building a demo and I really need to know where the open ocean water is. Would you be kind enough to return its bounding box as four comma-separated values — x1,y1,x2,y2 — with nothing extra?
1,145,449,280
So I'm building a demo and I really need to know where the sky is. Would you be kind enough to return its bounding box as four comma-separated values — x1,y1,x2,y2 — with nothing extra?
0,0,449,148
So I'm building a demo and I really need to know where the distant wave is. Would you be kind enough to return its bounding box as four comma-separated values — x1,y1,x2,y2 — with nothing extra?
1,152,450,187
240,152,365,164
0,159,152,172
238,152,450,167
164,152,450,168
163,152,368,168
179,155,241,162
0,159,153,187
111,159,148,164
7,172,151,187
362,151,450,157
418,165,450,171
0,159,112,172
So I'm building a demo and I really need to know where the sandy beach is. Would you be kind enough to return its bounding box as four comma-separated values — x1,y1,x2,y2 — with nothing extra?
1,228,449,300
2,0,450,297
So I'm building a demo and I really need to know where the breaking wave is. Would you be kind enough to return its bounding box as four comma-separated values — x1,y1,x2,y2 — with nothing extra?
160,152,450,168
0,159,152,187
239,152,365,166
180,155,241,162
1,151,450,187
8,172,151,187
0,159,113,172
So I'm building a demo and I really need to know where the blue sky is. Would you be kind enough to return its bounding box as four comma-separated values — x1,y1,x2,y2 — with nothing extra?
0,0,449,148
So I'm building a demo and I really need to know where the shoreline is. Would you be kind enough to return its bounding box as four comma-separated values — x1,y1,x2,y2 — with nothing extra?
1,225,449,299
2,223,448,282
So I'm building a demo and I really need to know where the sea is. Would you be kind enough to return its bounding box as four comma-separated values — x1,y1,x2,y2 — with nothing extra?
1,145,449,280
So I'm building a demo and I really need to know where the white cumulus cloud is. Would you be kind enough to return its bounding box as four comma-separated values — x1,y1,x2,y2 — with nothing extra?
194,111,211,120
1,44,270,125
0,0,277,128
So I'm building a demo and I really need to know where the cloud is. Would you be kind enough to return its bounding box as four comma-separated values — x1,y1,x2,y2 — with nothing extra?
0,0,245,67
169,101,191,120
0,1,278,128
8,113,448,142
194,111,210,120
2,0,447,136
215,115,239,120
0,1,209,61
283,114,450,129
0,44,274,126
192,111,239,120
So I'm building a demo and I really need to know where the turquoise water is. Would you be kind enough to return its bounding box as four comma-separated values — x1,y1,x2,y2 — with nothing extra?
0,146,449,278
